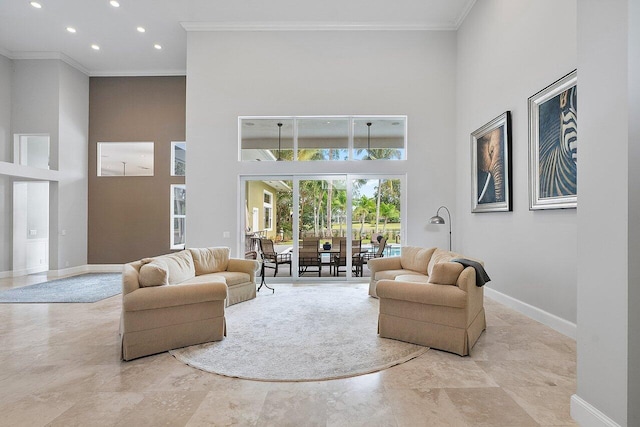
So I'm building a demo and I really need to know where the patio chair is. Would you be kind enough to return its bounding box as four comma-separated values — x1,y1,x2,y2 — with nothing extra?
259,238,292,277
333,239,363,277
362,237,388,262
299,237,321,277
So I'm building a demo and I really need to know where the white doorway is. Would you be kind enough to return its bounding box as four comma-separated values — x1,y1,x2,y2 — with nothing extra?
13,181,49,275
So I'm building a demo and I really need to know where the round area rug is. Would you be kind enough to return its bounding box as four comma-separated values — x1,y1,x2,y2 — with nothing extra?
169,285,429,381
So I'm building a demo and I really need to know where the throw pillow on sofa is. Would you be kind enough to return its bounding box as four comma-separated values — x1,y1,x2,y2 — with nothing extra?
139,258,169,287
427,262,464,286
138,250,196,287
427,248,458,276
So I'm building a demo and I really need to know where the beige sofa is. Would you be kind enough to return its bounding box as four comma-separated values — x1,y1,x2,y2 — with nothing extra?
369,247,486,356
120,247,259,361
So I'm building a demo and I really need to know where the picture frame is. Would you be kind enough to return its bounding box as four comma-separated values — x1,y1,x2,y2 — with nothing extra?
528,70,577,210
471,111,512,213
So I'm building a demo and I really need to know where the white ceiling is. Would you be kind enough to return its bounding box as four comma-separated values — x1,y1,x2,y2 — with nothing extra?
0,0,475,76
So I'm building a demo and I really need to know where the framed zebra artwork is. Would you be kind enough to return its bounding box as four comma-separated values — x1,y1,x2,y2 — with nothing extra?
528,70,577,210
471,111,512,213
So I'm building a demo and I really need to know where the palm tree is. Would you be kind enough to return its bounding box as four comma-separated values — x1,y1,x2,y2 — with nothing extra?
332,189,347,237
379,202,399,233
353,195,375,237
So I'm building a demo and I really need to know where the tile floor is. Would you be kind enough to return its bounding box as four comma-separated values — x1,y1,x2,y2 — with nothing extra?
0,275,578,426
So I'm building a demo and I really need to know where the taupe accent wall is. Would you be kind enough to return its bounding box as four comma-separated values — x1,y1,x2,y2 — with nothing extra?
88,76,185,264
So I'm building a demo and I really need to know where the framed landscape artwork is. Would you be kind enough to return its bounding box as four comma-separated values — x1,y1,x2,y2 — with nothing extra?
471,111,512,213
528,70,577,210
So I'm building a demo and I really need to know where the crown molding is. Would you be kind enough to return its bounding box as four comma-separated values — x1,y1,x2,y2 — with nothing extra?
0,46,11,59
89,69,186,77
181,21,455,32
9,51,90,76
454,0,477,29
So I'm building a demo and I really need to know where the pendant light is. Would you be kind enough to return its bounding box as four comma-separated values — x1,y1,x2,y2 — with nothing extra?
277,122,283,161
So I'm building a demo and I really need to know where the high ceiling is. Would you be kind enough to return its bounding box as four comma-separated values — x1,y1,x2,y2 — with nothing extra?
0,0,475,76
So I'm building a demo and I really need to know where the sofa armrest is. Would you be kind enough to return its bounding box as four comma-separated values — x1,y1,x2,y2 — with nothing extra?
227,258,260,282
377,279,467,309
367,256,402,274
123,281,228,312
455,266,476,292
456,267,484,324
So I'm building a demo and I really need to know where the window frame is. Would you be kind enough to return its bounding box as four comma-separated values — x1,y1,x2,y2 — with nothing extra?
170,184,186,250
239,115,407,162
170,141,186,176
263,190,274,231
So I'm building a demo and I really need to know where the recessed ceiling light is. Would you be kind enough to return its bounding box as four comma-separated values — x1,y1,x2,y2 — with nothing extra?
136,26,145,33
109,0,120,7
66,27,77,33
91,44,100,50
30,1,42,8
153,44,162,50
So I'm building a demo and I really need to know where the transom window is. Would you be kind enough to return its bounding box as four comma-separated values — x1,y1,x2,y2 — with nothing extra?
239,116,406,162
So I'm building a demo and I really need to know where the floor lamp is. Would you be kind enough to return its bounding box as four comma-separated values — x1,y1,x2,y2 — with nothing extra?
429,206,452,251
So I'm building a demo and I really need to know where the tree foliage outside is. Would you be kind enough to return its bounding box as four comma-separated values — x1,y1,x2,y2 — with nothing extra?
273,176,401,242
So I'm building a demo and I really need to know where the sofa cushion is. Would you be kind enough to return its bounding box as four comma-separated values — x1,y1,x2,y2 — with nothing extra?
395,274,430,284
428,262,464,286
427,248,459,276
376,269,424,282
400,246,436,274
208,271,251,287
189,247,230,275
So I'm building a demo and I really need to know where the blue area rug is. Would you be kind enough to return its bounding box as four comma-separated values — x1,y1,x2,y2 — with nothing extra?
0,273,121,303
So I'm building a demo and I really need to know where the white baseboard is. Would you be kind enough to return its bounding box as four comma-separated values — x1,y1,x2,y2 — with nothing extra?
484,286,577,339
2,264,123,279
45,264,123,278
47,265,91,277
571,394,622,427
87,264,123,273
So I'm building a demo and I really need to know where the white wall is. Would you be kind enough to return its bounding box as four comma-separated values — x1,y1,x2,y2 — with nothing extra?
7,59,88,271
0,55,12,272
186,30,458,255
56,61,88,269
0,54,11,162
573,1,631,426
628,0,640,423
456,1,578,326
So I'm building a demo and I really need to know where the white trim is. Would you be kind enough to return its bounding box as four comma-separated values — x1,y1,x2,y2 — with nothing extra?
454,0,477,29
484,286,577,339
47,264,90,278
170,184,187,249
181,22,455,32
570,395,622,427
9,51,89,76
6,264,123,278
89,69,186,77
86,264,123,273
0,161,60,181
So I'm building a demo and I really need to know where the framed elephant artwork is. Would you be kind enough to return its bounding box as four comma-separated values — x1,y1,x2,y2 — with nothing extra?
528,70,577,210
471,111,512,213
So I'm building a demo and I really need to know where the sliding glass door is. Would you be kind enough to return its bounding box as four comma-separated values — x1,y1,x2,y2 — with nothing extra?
242,174,403,280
